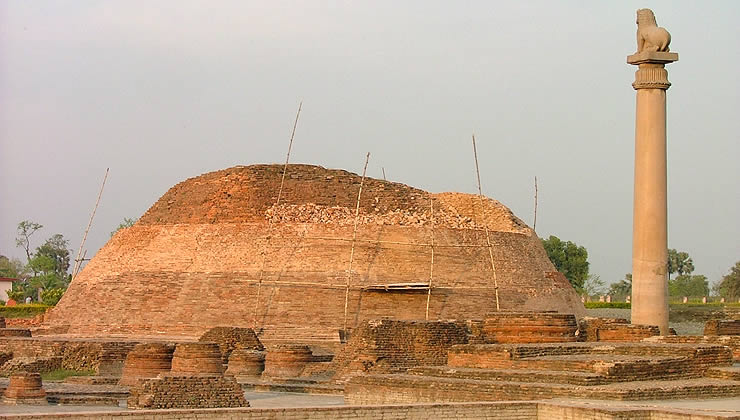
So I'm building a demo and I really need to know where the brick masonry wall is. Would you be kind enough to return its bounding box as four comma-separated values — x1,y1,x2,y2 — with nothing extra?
127,375,248,409
0,337,138,374
329,320,469,381
198,327,263,365
46,166,584,339
704,319,740,336
644,335,740,361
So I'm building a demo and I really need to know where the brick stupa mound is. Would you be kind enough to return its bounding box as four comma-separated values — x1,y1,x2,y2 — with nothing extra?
46,164,584,340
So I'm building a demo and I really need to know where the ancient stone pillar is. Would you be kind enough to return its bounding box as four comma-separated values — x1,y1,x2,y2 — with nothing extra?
628,9,678,335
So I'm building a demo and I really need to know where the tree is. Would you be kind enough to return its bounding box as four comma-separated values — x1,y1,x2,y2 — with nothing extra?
541,235,589,291
609,273,632,298
667,249,694,280
111,217,137,237
27,254,64,300
582,274,606,297
35,234,71,285
668,274,709,297
718,261,740,301
0,255,26,279
11,221,72,301
15,220,43,264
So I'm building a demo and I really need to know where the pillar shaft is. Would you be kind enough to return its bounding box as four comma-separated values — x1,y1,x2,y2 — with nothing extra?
631,85,668,333
627,52,678,336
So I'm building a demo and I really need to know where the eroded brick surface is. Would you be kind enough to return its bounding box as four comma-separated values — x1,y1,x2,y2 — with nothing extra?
44,164,584,339
329,319,469,381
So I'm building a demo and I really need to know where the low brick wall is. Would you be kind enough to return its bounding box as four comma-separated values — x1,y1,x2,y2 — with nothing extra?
127,375,248,409
0,337,139,374
482,312,578,343
0,356,61,375
644,335,740,361
704,319,740,336
329,319,469,381
0,401,736,419
596,324,661,342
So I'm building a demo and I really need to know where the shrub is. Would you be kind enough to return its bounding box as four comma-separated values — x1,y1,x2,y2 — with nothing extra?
6,289,25,302
41,287,65,306
0,303,50,318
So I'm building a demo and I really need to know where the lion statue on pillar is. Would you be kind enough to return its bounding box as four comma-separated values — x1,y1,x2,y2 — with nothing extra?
636,9,671,53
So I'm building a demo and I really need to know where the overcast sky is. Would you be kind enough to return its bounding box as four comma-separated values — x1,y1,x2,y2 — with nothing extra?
1,1,738,287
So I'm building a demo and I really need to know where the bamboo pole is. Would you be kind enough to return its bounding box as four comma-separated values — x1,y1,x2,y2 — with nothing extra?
425,197,435,320
253,101,302,327
472,135,500,311
72,168,108,279
533,176,538,232
343,152,370,332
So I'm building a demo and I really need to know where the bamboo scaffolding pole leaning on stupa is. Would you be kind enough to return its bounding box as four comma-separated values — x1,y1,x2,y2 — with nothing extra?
472,134,500,311
253,101,302,327
533,176,538,232
343,152,370,333
425,197,435,320
72,168,109,279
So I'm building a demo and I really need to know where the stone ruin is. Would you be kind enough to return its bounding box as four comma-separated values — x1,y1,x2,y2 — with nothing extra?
43,164,585,342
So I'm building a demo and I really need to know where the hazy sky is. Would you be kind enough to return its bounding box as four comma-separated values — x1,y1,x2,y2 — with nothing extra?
1,1,738,287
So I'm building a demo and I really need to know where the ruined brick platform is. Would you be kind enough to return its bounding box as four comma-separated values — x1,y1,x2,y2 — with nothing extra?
345,342,740,404
44,164,584,341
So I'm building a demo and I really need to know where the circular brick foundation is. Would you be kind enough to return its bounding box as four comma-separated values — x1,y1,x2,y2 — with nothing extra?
119,343,175,386
263,344,312,378
171,342,224,376
3,372,47,405
226,349,265,377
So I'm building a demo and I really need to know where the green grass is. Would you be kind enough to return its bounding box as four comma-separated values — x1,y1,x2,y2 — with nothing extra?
0,304,51,318
40,369,96,381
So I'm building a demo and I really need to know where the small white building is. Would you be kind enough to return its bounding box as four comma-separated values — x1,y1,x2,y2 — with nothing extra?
0,277,18,302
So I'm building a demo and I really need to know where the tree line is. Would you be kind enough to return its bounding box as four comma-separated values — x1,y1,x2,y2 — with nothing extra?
540,235,739,301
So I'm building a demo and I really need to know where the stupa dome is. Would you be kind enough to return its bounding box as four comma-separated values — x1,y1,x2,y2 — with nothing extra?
46,164,584,341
